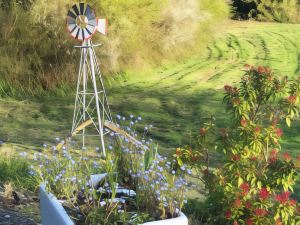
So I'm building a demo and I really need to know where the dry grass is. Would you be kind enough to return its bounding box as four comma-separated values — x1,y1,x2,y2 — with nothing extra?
3,182,13,198
0,0,229,96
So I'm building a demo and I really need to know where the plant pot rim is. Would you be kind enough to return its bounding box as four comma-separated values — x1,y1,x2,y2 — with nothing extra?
141,211,188,225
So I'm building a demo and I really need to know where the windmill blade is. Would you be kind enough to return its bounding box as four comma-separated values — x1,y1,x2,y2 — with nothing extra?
72,4,80,16
85,5,94,20
88,19,97,27
67,10,77,19
79,2,85,15
76,28,84,40
70,25,78,33
81,29,85,40
70,26,79,37
68,24,76,33
85,27,92,35
97,19,107,35
83,29,90,39
67,16,76,25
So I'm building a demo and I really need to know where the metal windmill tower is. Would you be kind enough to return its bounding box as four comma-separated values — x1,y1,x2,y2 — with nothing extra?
66,3,112,157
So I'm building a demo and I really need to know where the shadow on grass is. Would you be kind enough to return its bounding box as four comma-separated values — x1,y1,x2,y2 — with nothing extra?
1,83,300,200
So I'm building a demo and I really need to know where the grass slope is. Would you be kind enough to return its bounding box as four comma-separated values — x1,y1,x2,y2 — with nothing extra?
1,21,300,198
2,22,300,149
110,21,300,152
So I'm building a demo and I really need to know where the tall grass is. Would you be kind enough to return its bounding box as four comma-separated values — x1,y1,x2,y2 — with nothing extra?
0,149,36,190
0,0,229,97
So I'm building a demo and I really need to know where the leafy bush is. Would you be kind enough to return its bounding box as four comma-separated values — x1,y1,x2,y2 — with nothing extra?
0,0,229,96
174,65,300,224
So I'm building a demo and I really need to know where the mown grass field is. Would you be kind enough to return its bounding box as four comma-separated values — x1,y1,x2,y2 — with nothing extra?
1,21,300,194
2,21,300,148
110,21,300,151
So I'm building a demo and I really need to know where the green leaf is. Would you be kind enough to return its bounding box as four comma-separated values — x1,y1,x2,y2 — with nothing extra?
177,158,183,167
286,117,291,127
291,109,294,118
238,177,243,187
257,181,262,189
246,173,251,181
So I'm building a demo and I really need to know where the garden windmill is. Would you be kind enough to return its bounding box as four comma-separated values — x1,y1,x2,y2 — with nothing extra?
67,3,111,157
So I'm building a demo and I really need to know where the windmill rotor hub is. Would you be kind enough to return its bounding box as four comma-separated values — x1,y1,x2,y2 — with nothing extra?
67,3,97,41
67,3,108,41
76,15,88,29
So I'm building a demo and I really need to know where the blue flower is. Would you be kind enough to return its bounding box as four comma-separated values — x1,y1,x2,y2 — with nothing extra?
20,152,27,157
28,171,35,176
93,161,98,168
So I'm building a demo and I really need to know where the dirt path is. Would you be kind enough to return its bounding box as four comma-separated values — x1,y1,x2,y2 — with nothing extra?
0,191,40,225
0,208,37,225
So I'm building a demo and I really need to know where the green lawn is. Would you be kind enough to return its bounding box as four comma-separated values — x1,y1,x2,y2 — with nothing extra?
2,21,300,149
1,21,300,197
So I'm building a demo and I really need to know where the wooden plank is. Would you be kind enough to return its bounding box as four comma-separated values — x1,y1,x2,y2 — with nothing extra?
57,119,144,150
104,120,142,146
71,119,93,137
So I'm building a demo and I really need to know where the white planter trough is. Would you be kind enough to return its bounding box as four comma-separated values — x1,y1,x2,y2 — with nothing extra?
39,184,74,225
40,174,188,225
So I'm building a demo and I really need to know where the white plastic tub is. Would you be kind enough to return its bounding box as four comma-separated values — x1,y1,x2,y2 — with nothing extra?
40,184,74,225
39,174,188,225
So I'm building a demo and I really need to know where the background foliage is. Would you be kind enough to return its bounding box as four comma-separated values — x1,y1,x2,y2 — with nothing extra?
231,0,300,22
0,0,229,96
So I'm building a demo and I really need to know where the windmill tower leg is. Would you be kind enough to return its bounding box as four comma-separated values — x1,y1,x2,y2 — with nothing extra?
87,41,106,158
72,41,88,149
82,43,87,148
